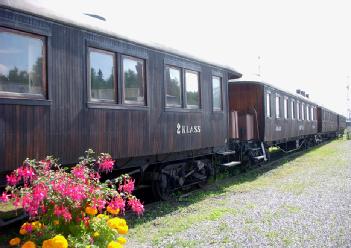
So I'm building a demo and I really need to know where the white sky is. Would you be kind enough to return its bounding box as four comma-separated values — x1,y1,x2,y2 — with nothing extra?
31,0,351,115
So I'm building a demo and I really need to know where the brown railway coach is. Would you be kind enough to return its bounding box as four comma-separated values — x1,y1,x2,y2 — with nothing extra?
228,80,318,146
0,3,241,181
317,107,338,133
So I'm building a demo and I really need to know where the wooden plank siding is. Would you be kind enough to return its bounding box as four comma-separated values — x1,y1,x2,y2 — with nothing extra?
0,7,235,172
317,107,339,133
263,85,317,143
228,83,264,140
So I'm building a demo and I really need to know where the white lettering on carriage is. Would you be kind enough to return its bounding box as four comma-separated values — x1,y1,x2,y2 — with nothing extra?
176,123,201,135
275,126,282,131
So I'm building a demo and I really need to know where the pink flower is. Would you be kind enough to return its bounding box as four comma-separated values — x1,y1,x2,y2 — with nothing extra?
17,165,36,183
128,198,144,216
72,165,86,180
54,205,72,222
6,173,19,186
108,197,125,212
119,178,135,194
0,192,10,202
97,157,115,173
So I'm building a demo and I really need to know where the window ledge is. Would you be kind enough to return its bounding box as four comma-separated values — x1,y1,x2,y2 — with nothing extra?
87,102,149,111
0,98,51,106
164,107,202,113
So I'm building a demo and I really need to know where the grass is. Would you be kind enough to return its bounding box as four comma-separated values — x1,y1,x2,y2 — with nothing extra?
126,140,350,246
0,140,348,247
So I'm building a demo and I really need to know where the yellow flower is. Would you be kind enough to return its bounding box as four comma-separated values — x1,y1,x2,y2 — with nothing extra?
21,241,36,248
97,214,109,220
107,206,120,215
107,241,123,248
117,237,127,244
53,220,60,225
51,234,68,248
117,225,128,235
85,206,98,216
93,231,100,238
9,237,21,246
42,239,54,248
31,221,42,230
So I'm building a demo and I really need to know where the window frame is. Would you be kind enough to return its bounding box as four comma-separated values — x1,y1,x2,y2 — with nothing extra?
87,47,117,103
164,65,183,109
275,94,281,119
301,102,305,120
211,75,223,111
266,92,272,118
297,101,300,120
284,96,288,119
291,99,296,120
0,26,47,100
121,55,147,106
184,69,201,109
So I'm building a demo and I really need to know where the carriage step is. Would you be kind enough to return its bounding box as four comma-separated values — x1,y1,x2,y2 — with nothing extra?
221,161,241,167
254,155,265,160
216,150,236,156
249,148,261,151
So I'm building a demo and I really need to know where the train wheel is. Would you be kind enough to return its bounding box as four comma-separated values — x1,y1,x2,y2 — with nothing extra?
151,171,173,201
197,159,215,188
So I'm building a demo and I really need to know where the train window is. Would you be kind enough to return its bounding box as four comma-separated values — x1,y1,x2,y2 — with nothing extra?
266,93,271,117
306,105,310,121
165,66,182,107
185,70,200,109
88,48,116,102
291,100,295,119
0,27,46,99
297,102,300,120
311,107,314,120
122,56,146,105
275,95,281,118
284,97,288,119
301,103,305,120
212,76,222,111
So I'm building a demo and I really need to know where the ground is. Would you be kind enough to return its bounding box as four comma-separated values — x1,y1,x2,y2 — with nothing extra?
126,140,351,247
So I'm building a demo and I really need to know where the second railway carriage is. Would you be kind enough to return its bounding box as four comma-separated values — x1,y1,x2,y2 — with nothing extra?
226,79,319,163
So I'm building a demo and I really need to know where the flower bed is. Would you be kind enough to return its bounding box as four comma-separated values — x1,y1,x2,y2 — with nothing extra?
1,149,144,248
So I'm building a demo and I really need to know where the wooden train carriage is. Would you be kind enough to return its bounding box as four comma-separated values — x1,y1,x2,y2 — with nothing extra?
317,107,338,134
338,115,347,133
228,80,318,145
0,4,241,173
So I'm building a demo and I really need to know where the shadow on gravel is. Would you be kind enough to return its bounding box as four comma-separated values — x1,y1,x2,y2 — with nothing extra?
126,142,328,229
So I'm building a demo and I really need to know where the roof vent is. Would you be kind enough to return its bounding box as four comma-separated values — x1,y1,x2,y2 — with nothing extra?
296,89,301,94
84,13,106,21
305,94,309,98
300,91,305,97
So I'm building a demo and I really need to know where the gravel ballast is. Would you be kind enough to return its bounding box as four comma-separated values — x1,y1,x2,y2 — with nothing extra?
127,140,351,248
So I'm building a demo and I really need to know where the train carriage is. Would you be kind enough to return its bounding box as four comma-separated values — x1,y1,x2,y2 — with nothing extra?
0,2,241,194
228,80,318,146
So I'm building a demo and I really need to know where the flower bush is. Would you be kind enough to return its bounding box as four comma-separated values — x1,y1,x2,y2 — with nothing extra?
2,149,144,248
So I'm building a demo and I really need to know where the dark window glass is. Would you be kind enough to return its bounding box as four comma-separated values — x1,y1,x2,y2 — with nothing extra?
185,70,200,109
0,28,45,98
89,49,115,101
122,56,145,105
212,76,222,111
165,66,181,107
